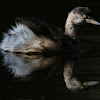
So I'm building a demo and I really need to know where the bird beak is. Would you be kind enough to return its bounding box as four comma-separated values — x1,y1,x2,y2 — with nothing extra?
80,81,99,89
85,19,100,25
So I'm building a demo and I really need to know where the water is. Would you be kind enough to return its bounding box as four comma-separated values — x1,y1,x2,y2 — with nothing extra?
0,25,100,100
0,1,100,100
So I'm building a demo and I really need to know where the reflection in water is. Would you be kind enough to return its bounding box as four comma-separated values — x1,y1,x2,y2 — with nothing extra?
2,52,58,78
1,51,80,80
1,52,99,92
63,61,99,91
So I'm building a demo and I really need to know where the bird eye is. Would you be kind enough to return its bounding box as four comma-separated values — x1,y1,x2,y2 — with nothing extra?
83,15,86,19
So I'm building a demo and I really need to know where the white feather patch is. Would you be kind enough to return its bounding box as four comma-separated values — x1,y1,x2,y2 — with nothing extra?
0,23,39,52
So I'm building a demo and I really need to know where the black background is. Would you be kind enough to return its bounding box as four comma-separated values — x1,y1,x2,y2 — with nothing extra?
0,0,100,32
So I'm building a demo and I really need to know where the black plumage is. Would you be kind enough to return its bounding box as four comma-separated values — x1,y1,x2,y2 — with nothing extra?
15,17,63,41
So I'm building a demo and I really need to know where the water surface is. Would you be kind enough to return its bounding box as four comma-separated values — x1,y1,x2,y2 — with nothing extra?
0,1,100,100
0,24,100,100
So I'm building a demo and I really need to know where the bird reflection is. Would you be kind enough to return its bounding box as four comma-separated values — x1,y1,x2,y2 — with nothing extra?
63,61,99,91
2,52,59,78
1,51,65,78
1,52,99,92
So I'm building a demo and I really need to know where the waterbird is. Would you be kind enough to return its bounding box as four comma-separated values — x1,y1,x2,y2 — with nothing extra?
0,7,100,53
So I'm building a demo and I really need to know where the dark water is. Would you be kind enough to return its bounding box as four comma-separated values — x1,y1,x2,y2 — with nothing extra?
0,0,100,100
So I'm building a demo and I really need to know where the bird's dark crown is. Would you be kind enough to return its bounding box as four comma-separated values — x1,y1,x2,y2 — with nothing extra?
71,7,92,18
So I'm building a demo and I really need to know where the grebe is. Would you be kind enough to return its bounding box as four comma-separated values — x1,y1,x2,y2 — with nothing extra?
0,7,100,53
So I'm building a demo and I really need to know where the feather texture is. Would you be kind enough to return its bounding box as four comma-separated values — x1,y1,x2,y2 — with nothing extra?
0,23,41,52
0,18,63,53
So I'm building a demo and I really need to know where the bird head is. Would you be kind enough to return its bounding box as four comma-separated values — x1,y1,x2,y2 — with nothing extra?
68,7,100,25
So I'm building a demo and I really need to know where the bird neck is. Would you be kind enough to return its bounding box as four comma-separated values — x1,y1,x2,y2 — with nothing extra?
64,14,79,44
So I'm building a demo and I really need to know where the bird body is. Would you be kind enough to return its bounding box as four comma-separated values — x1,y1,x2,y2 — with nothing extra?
0,7,100,53
0,17,64,53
